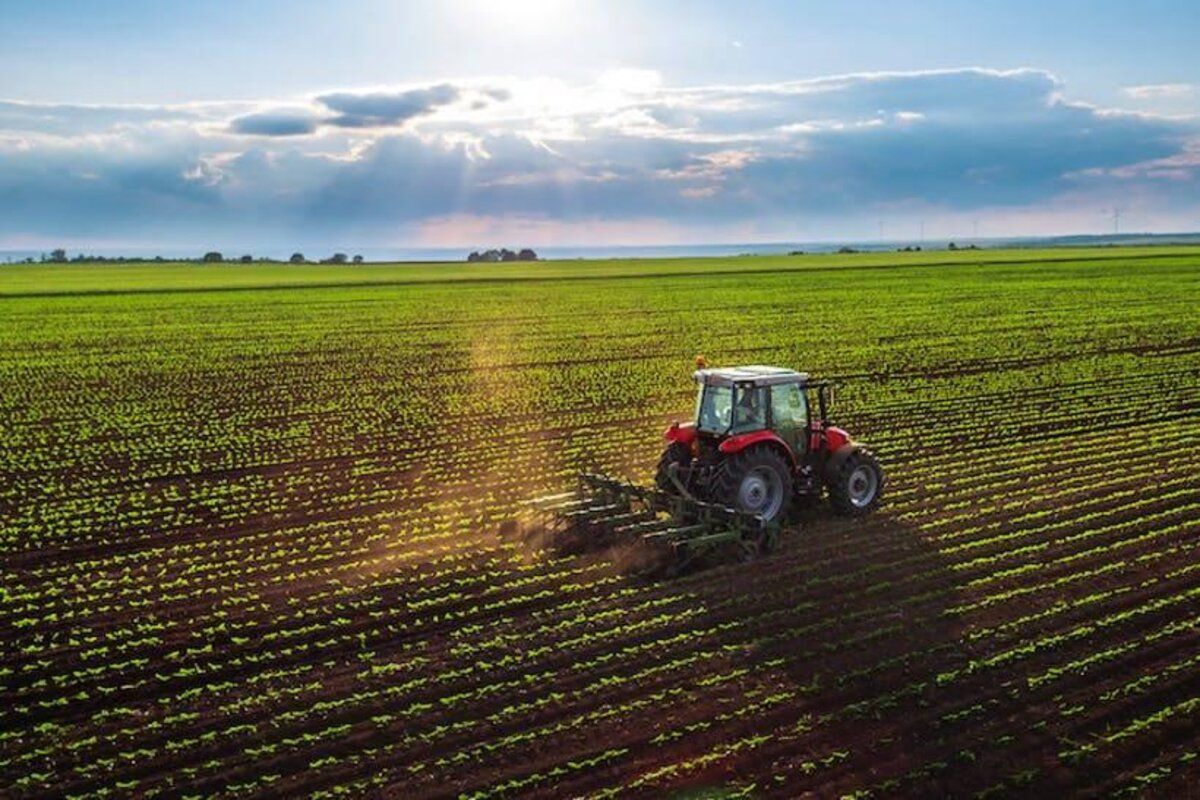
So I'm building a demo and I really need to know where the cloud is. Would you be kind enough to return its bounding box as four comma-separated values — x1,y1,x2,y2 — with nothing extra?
229,108,323,137
1,68,1198,248
225,82,498,138
0,99,210,138
1122,83,1195,100
316,83,460,128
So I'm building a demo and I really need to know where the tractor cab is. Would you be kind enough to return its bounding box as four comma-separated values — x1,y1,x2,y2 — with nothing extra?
692,365,830,454
688,365,849,459
660,364,881,524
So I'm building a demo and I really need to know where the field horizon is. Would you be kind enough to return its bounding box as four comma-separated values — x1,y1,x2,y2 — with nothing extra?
4,243,1200,297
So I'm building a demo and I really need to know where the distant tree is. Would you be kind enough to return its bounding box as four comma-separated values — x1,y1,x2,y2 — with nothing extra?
239,254,253,263
499,248,518,262
467,251,481,262
328,253,348,264
289,252,306,264
948,242,958,251
352,254,364,264
154,255,165,262
202,251,223,262
49,248,67,263
517,248,538,261
837,246,858,254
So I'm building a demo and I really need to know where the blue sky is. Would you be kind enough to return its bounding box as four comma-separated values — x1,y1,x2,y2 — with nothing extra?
2,0,1199,251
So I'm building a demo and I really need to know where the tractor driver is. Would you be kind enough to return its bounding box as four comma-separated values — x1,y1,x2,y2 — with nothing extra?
733,386,764,430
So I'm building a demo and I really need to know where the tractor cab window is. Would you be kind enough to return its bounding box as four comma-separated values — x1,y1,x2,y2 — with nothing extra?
696,383,767,434
771,383,807,426
696,384,733,433
731,384,767,433
770,382,808,453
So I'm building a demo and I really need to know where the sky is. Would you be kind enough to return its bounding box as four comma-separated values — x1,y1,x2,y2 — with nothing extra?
2,0,1199,253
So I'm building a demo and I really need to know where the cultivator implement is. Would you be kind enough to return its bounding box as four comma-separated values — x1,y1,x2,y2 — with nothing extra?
530,473,780,574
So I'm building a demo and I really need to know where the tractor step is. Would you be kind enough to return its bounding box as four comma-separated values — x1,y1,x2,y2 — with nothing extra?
528,473,780,573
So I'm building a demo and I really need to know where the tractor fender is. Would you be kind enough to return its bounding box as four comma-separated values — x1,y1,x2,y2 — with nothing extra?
664,421,697,446
824,425,852,452
718,430,797,467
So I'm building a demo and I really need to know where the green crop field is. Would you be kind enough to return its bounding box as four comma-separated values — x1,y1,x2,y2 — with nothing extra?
2,247,1199,797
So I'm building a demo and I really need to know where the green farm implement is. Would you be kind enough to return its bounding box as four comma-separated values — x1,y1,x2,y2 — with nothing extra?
530,473,780,573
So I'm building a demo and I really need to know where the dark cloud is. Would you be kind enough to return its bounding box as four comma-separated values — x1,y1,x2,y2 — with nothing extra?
227,82,475,137
316,83,460,128
713,101,1186,214
229,109,321,137
0,129,222,240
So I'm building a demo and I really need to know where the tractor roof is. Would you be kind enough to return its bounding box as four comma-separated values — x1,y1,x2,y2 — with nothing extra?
694,365,809,387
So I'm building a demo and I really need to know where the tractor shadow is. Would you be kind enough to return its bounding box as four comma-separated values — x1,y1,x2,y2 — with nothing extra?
508,496,977,789
660,508,970,768
766,507,967,670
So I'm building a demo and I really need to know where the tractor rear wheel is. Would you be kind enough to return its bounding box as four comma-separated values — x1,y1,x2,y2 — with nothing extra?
827,447,884,516
655,442,692,494
713,444,793,524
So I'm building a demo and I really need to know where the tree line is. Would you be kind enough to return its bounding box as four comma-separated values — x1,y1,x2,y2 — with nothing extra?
8,250,367,265
10,249,545,265
466,248,538,262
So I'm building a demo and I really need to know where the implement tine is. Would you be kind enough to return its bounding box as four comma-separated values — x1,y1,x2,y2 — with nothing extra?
594,509,657,526
535,497,592,514
565,502,625,519
615,517,677,536
641,524,709,543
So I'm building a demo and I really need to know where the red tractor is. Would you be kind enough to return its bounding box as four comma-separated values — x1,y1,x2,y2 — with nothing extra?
655,365,883,525
530,363,883,571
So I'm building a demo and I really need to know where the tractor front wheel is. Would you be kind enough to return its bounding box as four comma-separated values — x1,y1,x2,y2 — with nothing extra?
655,442,692,495
713,444,793,525
827,447,884,516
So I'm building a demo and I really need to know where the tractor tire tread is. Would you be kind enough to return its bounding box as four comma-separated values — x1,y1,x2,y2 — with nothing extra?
826,446,884,516
712,443,793,524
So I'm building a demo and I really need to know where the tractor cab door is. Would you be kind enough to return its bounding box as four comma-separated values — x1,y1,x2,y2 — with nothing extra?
770,382,809,457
